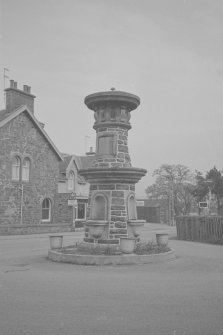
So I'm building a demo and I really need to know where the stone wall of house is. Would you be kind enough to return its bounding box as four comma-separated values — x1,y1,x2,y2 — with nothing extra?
0,112,61,231
0,224,72,235
54,193,73,225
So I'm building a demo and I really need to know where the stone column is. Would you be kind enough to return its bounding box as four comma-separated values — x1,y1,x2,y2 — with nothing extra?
80,89,147,243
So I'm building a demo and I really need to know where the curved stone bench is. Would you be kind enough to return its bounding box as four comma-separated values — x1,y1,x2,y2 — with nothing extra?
48,249,176,266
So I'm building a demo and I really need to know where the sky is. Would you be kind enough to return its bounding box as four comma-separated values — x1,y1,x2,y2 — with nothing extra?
1,0,223,196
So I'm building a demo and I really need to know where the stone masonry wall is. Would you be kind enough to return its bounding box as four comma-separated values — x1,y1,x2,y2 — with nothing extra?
85,182,136,242
92,126,131,168
54,193,73,225
0,112,60,228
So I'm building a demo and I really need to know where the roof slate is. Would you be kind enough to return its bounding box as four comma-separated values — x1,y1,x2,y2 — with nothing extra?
0,109,10,122
74,155,95,170
59,154,73,171
58,154,95,179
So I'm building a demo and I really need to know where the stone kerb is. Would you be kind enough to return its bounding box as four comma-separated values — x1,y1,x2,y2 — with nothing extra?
48,249,176,265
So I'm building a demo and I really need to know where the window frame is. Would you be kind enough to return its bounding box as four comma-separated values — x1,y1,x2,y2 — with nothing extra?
41,198,51,222
68,171,75,190
76,202,86,220
22,158,30,182
12,156,21,181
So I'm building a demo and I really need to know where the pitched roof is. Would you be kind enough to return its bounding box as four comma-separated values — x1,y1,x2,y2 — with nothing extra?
59,154,73,172
0,110,10,122
59,154,72,181
74,155,95,170
0,105,63,161
58,154,95,182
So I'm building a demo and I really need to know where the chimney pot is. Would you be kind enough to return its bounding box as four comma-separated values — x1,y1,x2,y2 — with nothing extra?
86,146,95,155
5,81,35,114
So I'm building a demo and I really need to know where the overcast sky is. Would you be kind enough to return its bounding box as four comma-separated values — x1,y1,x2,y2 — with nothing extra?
1,0,223,196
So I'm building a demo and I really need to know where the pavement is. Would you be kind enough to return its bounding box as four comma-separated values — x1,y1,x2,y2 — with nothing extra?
0,223,223,335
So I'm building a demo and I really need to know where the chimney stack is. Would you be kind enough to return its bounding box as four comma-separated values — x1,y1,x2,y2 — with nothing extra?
5,80,36,114
86,146,95,156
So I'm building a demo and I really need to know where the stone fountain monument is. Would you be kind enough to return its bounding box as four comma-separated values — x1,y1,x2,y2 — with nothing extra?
48,88,176,264
79,88,147,245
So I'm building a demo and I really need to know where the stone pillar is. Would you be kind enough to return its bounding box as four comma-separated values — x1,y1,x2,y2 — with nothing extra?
80,89,147,243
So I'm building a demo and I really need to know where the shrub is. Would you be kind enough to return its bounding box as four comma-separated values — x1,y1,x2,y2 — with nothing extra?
135,240,171,255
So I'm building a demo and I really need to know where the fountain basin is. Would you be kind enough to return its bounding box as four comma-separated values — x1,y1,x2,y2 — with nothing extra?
85,220,108,240
127,220,145,237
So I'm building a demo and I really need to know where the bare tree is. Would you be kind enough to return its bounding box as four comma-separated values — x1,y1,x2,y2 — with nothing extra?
146,164,196,225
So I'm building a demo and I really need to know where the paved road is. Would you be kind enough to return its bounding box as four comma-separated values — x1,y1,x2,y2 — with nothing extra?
0,224,223,335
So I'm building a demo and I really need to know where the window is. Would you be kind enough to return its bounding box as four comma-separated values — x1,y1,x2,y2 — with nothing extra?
12,156,21,180
98,135,114,155
22,158,30,181
77,202,86,220
42,198,51,221
12,156,30,182
68,171,75,190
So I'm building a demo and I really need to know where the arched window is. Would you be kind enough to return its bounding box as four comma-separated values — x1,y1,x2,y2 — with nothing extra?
42,198,51,222
92,195,107,220
12,156,21,180
22,158,30,181
68,171,75,190
128,195,137,220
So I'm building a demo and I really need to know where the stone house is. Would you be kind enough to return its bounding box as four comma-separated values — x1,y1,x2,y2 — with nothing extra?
0,80,92,234
55,153,95,229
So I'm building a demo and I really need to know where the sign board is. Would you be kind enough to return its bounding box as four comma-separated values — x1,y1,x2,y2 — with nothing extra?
199,201,208,208
68,199,78,207
136,201,144,207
